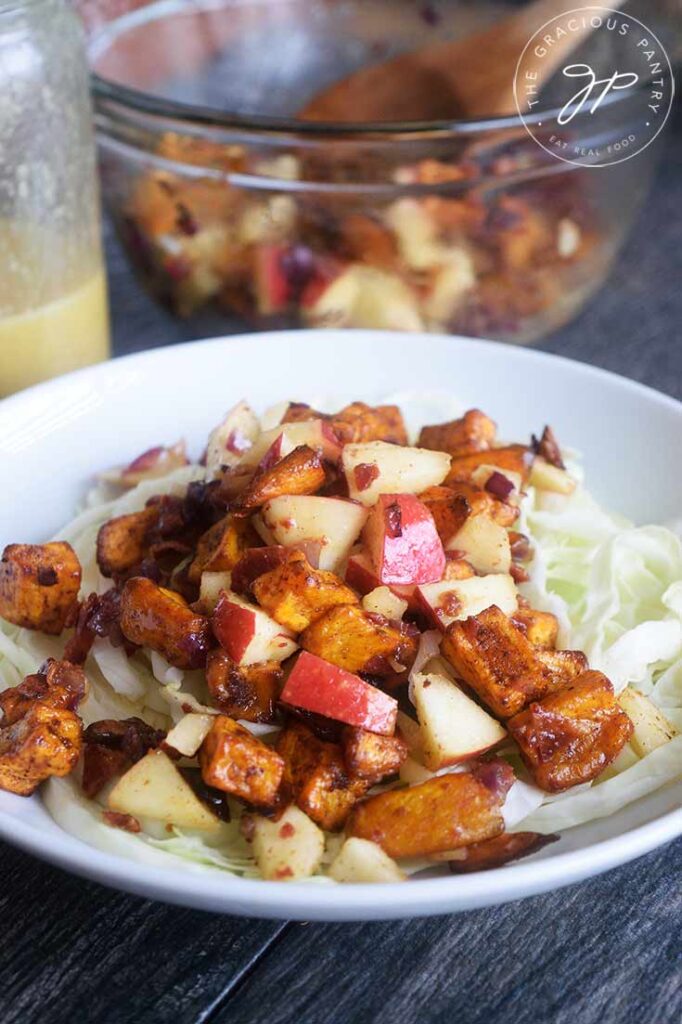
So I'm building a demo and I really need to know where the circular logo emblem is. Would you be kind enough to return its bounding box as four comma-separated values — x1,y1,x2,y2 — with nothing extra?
513,6,675,167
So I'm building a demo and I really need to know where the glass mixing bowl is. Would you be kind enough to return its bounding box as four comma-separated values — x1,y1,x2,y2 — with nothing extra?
82,0,676,343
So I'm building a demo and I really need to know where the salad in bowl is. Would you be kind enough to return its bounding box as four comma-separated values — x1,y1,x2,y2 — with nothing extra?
0,396,680,885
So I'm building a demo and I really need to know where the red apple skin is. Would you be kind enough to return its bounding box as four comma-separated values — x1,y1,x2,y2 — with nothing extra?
345,552,420,612
364,494,446,586
212,594,257,662
255,245,291,315
231,546,292,596
281,652,398,735
414,587,445,630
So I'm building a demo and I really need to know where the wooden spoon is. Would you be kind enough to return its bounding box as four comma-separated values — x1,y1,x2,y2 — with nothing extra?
300,0,625,123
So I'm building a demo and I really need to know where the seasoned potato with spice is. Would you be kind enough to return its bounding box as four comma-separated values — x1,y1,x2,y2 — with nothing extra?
346,763,512,859
442,605,563,718
188,515,258,584
446,444,532,487
341,726,408,781
512,607,559,648
301,604,418,676
96,507,159,578
0,703,82,796
330,402,408,446
277,722,368,831
200,715,284,808
119,576,213,669
233,445,326,514
0,542,81,634
508,671,633,792
252,551,358,632
436,831,557,870
205,649,281,722
418,409,497,456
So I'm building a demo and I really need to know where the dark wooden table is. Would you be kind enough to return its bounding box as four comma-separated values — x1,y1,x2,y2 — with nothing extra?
3,116,682,1023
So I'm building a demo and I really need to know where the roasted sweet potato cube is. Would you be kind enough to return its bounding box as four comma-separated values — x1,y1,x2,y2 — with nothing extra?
508,671,633,792
96,507,159,578
233,446,326,514
200,715,284,808
0,659,88,727
346,765,509,859
446,445,533,487
188,515,258,584
342,726,407,782
536,648,589,682
301,604,418,676
512,607,559,648
0,703,82,796
442,605,563,718
330,402,408,446
119,576,212,669
419,484,515,538
252,552,358,632
277,722,368,831
0,542,81,635
206,649,281,722
418,409,497,456
441,831,558,871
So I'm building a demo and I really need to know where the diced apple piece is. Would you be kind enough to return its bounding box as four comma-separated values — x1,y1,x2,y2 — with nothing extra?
362,586,408,621
363,493,446,586
281,651,398,735
618,688,678,757
164,713,216,757
422,250,475,323
329,837,406,883
448,513,511,575
303,264,423,332
108,749,221,832
212,591,298,666
412,672,507,770
343,441,450,506
205,400,260,475
345,552,419,611
247,805,325,881
199,571,233,613
254,243,292,315
385,197,445,270
530,457,577,495
396,710,424,760
261,495,368,572
416,574,517,630
250,419,343,470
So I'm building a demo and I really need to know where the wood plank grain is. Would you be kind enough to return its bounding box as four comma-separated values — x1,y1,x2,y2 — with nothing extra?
0,842,285,1024
210,840,681,1024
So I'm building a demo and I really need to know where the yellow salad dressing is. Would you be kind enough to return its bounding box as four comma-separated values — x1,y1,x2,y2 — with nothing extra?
0,227,110,397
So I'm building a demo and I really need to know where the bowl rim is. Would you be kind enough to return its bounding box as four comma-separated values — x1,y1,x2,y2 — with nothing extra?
0,328,681,920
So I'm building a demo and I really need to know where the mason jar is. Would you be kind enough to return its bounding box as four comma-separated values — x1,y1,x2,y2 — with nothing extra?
0,0,110,396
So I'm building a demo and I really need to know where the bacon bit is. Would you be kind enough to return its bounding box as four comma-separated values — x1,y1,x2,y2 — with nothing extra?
422,679,432,688
176,202,198,236
510,533,532,561
353,463,380,492
531,426,565,470
510,563,530,584
485,471,515,501
37,566,58,586
473,759,514,800
279,822,296,839
439,592,463,617
103,811,141,833
385,502,403,539
274,866,294,879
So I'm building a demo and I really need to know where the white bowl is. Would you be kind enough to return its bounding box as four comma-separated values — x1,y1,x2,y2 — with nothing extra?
0,330,680,921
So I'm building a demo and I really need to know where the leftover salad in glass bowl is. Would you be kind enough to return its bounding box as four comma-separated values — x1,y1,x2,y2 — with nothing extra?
1,393,680,885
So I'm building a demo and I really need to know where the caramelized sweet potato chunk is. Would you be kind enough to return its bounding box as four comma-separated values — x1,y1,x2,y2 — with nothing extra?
508,671,633,792
419,482,516,541
188,514,258,583
233,445,326,514
277,722,368,831
0,703,82,796
418,409,497,456
252,551,358,632
200,715,284,808
346,762,512,858
442,606,564,719
443,831,558,871
0,659,87,726
119,577,212,669
0,542,81,634
330,402,408,446
300,604,418,676
536,648,589,682
512,607,559,648
206,649,281,722
96,507,159,578
446,445,533,487
82,716,165,799
342,726,407,782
